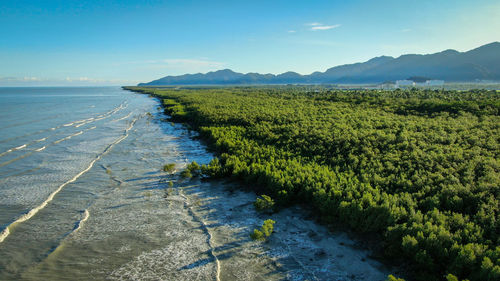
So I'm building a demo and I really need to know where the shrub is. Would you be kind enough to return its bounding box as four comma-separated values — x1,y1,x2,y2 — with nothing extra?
254,195,275,212
250,229,265,241
201,158,222,178
180,169,192,179
163,163,176,172
250,219,275,241
187,161,201,176
386,275,405,281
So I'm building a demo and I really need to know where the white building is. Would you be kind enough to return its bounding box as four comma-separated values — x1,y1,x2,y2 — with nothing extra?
396,80,414,87
396,79,444,88
425,80,444,86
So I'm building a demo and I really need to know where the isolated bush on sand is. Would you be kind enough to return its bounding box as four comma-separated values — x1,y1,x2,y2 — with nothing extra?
250,219,275,241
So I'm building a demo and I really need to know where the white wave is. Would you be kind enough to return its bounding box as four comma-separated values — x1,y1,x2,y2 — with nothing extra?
35,146,46,152
72,131,83,137
73,209,90,235
0,227,9,244
54,137,68,144
179,189,221,281
14,144,27,150
0,151,34,168
112,112,132,122
75,121,90,128
0,118,138,243
0,136,47,158
63,122,74,127
54,130,84,144
73,119,89,124
0,149,13,158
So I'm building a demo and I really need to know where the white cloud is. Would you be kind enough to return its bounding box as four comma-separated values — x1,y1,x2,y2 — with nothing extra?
306,22,322,26
311,24,341,31
401,28,411,32
23,76,42,81
288,30,296,33
65,77,91,82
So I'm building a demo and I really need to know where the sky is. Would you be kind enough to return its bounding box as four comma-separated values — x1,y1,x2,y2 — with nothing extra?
1,0,499,86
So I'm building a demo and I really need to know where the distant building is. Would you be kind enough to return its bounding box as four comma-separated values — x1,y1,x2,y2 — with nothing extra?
425,80,444,86
378,81,396,89
396,79,444,88
396,80,414,87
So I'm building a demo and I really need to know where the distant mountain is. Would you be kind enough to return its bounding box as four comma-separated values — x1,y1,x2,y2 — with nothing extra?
140,42,500,85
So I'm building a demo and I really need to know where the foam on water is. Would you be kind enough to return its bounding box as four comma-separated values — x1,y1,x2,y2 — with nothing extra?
0,126,98,169
112,112,132,122
0,117,138,244
0,99,126,153
14,144,27,150
179,188,221,281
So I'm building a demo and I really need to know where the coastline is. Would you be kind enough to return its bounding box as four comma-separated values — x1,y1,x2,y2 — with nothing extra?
122,85,500,281
123,86,404,280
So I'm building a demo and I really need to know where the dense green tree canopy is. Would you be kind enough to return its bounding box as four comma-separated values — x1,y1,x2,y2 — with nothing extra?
126,86,499,281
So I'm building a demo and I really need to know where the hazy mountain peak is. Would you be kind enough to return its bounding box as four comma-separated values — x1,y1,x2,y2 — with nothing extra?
140,42,500,85
367,56,394,63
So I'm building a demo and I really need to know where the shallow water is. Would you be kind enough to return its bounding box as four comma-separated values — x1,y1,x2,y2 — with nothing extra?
0,87,391,280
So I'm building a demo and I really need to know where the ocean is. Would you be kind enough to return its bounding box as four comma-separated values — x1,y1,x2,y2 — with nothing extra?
0,87,214,280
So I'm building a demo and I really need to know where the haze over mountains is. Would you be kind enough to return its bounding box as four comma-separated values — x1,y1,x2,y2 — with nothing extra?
140,42,500,85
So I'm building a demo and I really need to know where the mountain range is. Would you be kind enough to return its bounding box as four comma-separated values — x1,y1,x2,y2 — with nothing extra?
140,42,500,85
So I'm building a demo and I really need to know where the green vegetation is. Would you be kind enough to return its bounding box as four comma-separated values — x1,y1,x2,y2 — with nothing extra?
254,195,275,212
180,169,192,179
179,161,202,179
250,219,276,241
126,86,500,281
163,163,176,172
201,157,223,177
186,161,201,176
387,275,406,281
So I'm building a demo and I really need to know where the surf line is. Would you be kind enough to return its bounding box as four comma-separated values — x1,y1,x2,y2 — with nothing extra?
0,137,46,158
0,127,95,168
74,209,90,235
0,101,125,146
41,208,91,260
179,188,221,281
112,111,132,122
0,118,138,244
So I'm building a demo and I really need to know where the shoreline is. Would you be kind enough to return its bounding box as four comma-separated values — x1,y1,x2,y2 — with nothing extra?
123,85,500,281
124,86,406,280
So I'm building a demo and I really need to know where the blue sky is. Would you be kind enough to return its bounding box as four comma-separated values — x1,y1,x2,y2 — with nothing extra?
1,0,499,86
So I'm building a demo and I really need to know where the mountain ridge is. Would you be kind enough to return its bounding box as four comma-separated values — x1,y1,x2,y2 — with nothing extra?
140,42,500,85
